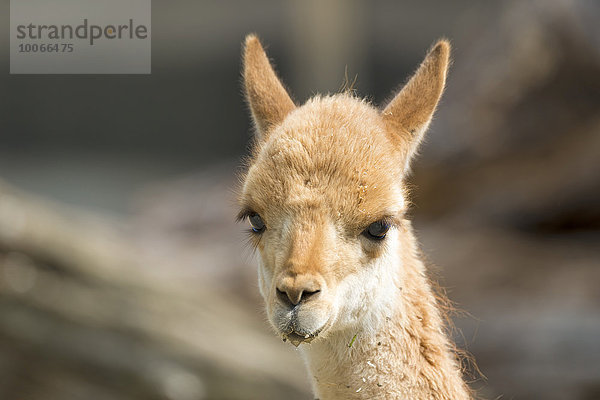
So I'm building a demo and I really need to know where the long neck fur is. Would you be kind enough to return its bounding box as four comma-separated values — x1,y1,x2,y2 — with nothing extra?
300,220,470,400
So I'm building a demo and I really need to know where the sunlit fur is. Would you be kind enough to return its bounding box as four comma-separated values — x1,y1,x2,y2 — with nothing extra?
238,34,470,399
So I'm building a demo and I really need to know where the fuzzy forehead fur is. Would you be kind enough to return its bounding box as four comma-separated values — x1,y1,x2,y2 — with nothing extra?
241,94,407,233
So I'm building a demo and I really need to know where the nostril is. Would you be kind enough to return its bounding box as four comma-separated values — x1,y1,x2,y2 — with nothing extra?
276,287,290,304
301,289,320,301
276,287,321,306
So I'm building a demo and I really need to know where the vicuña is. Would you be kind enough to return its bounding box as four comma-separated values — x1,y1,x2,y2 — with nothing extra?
237,34,471,399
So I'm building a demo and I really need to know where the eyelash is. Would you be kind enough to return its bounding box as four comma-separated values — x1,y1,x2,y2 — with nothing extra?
237,215,263,252
237,210,266,235
236,209,252,222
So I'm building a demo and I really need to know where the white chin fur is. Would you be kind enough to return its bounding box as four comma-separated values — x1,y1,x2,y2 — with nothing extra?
331,228,402,336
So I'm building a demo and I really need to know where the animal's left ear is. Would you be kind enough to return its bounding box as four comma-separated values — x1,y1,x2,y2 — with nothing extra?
382,40,450,171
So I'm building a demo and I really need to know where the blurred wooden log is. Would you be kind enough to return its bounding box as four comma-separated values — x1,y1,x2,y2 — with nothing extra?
0,180,309,400
413,0,600,231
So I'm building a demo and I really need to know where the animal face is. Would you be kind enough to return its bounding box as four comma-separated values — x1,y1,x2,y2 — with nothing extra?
238,35,449,345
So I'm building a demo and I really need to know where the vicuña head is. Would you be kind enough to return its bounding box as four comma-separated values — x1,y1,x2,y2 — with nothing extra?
237,34,471,399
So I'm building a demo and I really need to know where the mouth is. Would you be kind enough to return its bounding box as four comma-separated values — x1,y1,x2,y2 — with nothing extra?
275,306,331,347
282,330,319,347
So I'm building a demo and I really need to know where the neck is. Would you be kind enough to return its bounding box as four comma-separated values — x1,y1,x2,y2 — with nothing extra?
300,222,470,400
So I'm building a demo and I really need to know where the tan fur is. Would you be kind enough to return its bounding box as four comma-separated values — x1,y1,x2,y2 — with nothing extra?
238,34,470,399
382,41,450,172
243,35,296,137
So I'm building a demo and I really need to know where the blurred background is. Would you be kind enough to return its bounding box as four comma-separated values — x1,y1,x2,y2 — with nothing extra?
1,0,599,399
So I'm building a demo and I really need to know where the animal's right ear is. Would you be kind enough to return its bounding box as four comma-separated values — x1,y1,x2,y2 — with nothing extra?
243,34,296,139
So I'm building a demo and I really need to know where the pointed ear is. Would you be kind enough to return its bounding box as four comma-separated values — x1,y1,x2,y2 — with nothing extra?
243,34,296,139
382,40,450,170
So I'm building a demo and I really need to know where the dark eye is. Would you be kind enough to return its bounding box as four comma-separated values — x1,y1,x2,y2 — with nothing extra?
363,220,390,240
248,213,266,233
